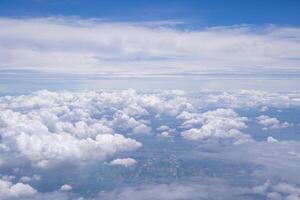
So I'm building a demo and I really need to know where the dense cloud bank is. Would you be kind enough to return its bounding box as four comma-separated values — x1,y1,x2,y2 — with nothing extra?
0,90,300,199
1,18,300,75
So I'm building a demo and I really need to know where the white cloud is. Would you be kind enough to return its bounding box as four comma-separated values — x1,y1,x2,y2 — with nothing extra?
1,88,300,200
0,18,300,75
159,131,172,138
2,89,299,169
97,178,300,200
203,90,300,109
273,183,300,196
180,109,252,144
209,140,300,183
0,89,198,168
267,137,279,143
60,184,72,191
256,115,291,129
0,91,144,167
0,177,73,200
98,179,244,200
112,111,151,135
0,178,37,200
252,181,300,200
24,176,34,182
1,176,15,182
110,158,137,167
156,125,170,132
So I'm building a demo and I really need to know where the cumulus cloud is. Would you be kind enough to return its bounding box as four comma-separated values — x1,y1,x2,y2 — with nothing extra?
0,89,299,199
256,115,291,129
1,89,299,169
111,111,151,135
0,18,300,75
267,136,279,143
0,89,198,167
110,158,137,167
0,177,73,200
2,89,299,168
203,90,300,108
60,184,72,191
0,178,37,200
0,90,144,167
180,108,252,144
19,175,41,183
251,181,300,200
159,131,173,138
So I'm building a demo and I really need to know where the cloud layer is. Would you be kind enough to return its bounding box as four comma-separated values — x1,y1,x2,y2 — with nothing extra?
0,89,300,199
1,89,299,166
1,17,300,75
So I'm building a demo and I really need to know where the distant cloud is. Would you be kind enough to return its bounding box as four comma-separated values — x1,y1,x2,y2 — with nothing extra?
267,136,279,143
0,17,300,76
110,158,137,167
256,115,291,129
204,90,300,108
99,178,300,200
98,180,241,200
0,177,37,199
19,175,41,183
180,108,252,144
252,181,300,200
60,184,72,191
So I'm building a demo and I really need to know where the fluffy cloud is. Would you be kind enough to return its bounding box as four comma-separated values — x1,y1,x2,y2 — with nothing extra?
0,90,144,167
256,115,291,129
0,89,198,167
111,111,151,135
19,175,41,183
2,89,299,168
180,109,252,144
252,181,300,200
0,18,300,75
1,89,299,168
203,90,300,108
60,184,72,191
267,136,279,143
1,89,300,199
0,177,73,200
110,158,137,167
0,178,37,200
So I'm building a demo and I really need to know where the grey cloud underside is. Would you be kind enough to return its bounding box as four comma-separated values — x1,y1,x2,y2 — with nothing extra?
0,90,300,199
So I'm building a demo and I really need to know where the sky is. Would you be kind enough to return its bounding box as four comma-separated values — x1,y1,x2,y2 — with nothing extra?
0,0,300,92
1,2,300,200
1,0,300,26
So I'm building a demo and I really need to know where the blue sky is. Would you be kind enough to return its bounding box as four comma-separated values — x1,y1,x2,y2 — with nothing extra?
1,0,300,26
